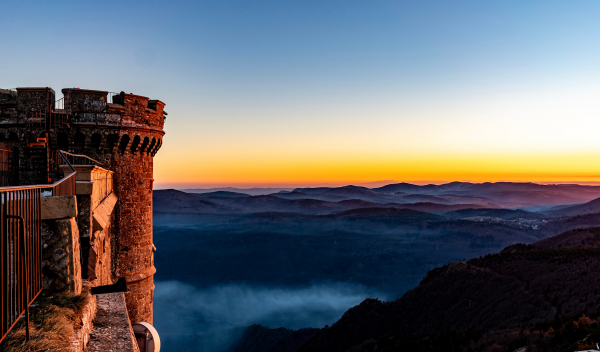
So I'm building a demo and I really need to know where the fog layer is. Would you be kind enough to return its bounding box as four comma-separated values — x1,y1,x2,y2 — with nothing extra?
153,281,383,352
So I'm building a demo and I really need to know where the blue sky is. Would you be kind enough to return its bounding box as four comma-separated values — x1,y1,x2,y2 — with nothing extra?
2,1,600,187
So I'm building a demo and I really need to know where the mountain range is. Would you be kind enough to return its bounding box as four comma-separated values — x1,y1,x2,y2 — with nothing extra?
166,182,600,213
156,180,600,219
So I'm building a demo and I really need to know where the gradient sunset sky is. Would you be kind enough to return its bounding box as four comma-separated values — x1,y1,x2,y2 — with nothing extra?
2,1,600,188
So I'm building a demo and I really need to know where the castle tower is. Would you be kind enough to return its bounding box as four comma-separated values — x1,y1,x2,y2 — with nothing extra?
0,87,166,324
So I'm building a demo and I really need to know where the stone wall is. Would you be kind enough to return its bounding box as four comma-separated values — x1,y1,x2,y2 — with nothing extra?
71,290,97,352
16,87,55,113
69,165,116,288
41,216,82,294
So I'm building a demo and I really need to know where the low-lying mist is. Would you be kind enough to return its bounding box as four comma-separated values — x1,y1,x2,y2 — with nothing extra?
153,281,384,352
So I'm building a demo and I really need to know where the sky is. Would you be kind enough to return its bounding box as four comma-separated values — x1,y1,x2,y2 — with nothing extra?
2,1,600,188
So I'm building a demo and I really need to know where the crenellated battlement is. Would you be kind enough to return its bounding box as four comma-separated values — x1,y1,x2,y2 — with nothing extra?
16,87,56,113
0,88,166,133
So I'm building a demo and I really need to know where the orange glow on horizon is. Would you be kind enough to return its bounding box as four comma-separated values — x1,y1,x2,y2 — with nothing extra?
153,150,600,188
154,80,600,189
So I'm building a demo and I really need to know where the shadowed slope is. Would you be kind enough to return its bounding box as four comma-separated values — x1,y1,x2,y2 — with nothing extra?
543,197,600,218
296,227,600,352
533,227,600,249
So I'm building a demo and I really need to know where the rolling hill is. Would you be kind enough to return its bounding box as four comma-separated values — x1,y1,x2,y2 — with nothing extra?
155,190,489,215
543,197,600,218
374,182,600,207
194,191,252,198
444,208,545,220
153,189,233,213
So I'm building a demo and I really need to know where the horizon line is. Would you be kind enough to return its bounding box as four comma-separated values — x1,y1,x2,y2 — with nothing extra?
153,179,600,190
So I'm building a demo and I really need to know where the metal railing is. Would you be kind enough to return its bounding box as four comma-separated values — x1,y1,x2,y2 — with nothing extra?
0,144,12,187
0,187,42,344
55,150,112,207
0,152,77,344
49,171,76,197
51,150,77,197
54,91,69,112
56,150,106,168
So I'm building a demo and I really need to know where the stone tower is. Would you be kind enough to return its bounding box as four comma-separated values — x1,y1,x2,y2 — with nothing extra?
0,87,166,324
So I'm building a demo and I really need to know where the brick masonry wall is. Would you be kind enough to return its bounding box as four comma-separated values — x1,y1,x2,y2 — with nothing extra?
112,153,155,323
49,127,162,324
123,276,154,325
112,154,154,277
63,128,162,324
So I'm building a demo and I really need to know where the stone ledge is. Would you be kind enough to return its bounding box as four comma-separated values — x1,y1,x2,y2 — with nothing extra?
60,165,113,182
71,291,96,352
41,195,78,220
124,265,156,283
87,292,140,352
92,193,118,231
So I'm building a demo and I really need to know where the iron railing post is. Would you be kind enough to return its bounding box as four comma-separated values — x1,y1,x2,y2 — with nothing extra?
5,215,28,342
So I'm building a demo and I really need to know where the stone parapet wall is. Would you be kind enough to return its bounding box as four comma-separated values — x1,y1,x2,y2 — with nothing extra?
62,165,114,210
70,165,116,287
0,87,55,122
71,290,96,352
87,192,116,286
87,292,140,352
0,88,165,130
16,88,55,114
41,217,82,294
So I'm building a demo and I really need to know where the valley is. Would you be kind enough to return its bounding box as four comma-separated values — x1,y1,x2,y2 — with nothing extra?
152,182,600,352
